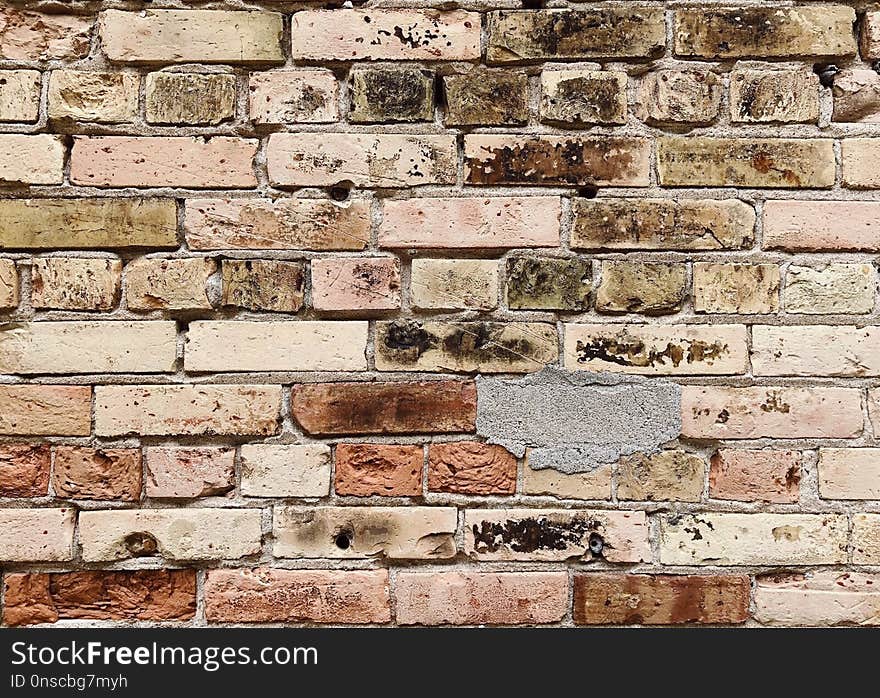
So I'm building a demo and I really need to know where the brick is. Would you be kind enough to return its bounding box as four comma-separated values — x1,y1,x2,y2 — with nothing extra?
833,69,880,123
660,513,847,566
564,323,748,376
596,261,687,315
274,506,456,559
291,10,480,61
291,381,475,435
802,265,867,315
205,569,390,624
862,11,880,59
125,257,215,311
0,258,18,308
636,69,721,125
681,386,863,439
465,509,649,563
571,198,754,251
145,447,235,499
396,572,567,626
3,570,196,627
674,6,856,58
853,514,880,564
658,138,835,188
465,135,650,186
574,574,750,625
0,135,63,185
0,199,178,250
764,200,880,251
866,390,880,436
185,198,369,251
522,452,612,500
185,321,368,372
0,444,50,497
240,444,331,498
71,136,257,189
487,9,666,62
380,197,560,249
0,321,176,375
350,66,434,123
100,10,283,64
267,133,455,188
311,257,401,312
0,385,91,436
753,325,880,377
95,385,281,437
443,70,528,126
145,73,235,125
0,508,74,562
48,70,138,123
411,259,499,311
31,258,121,311
755,572,880,626
506,256,591,311
710,449,801,503
617,450,706,502
0,8,91,61
335,444,422,497
53,447,141,502
221,259,304,313
0,70,40,122
249,70,338,124
693,263,780,314
730,69,819,123
79,508,262,562
843,139,880,188
540,70,627,125
428,442,516,495
819,448,880,500
374,320,557,373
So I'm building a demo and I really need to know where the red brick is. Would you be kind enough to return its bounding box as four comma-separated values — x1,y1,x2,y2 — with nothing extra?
0,444,50,497
710,449,802,503
334,444,423,497
52,446,141,501
428,442,516,495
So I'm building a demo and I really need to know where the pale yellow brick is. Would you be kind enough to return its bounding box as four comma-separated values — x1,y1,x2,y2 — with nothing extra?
0,70,40,122
753,325,880,377
411,259,499,311
145,72,235,125
31,258,121,311
0,508,75,562
693,263,780,314
0,135,63,185
48,70,138,123
240,444,331,498
521,457,611,500
125,258,215,311
853,514,880,564
784,264,875,314
819,448,880,500
0,259,18,309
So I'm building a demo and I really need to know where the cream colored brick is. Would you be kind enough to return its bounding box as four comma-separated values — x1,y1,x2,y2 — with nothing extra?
0,508,75,562
411,259,499,310
0,259,18,309
693,263,780,314
522,453,611,500
0,70,40,122
240,444,331,498
0,385,91,436
540,70,627,125
48,70,138,123
854,514,880,564
125,257,215,311
249,69,338,124
145,72,235,125
753,325,880,377
755,572,880,626
31,258,121,311
0,135,63,185
843,139,880,189
730,68,819,123
617,450,705,502
784,264,875,314
819,448,880,500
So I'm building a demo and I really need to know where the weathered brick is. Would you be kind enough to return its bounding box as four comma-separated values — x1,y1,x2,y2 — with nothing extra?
185,198,369,251
784,263,875,315
0,258,18,308
571,198,754,251
249,70,338,124
862,11,880,59
240,444,331,498
396,572,568,626
2,574,56,626
221,259,304,313
205,569,390,624
0,8,91,61
709,449,801,503
0,508,75,562
350,66,434,123
693,263,780,314
866,390,880,436
48,70,138,123
574,574,750,625
681,386,863,439
0,444,50,497
487,9,666,62
660,513,847,566
71,136,258,189
465,135,650,186
674,6,856,58
617,450,706,502
658,137,835,188
819,448,880,500
0,70,40,122
380,197,560,249
753,325,880,377
311,257,401,312
0,385,91,436
522,452,612,500
833,69,880,123
291,380,475,436
730,68,819,123
853,514,880,564
595,261,687,315
125,257,215,311
443,70,528,126
274,506,456,559
0,321,176,375
335,444,422,497
185,321,368,372
842,139,880,188
506,256,591,311
145,72,235,125
636,69,721,125
291,10,480,61
428,442,516,495
145,447,235,499
53,447,141,502
564,323,748,376
0,135,64,185
411,259,499,311
95,385,281,437
375,320,557,373
764,200,880,251
540,70,627,125
755,572,880,626
31,258,121,311
100,10,283,64
465,509,649,563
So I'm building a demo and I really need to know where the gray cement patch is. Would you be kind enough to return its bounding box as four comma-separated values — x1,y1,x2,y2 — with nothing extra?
476,367,682,473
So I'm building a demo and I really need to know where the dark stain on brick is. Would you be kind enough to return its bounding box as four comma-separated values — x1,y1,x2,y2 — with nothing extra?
576,336,729,368
506,256,591,310
544,75,623,124
352,67,433,122
124,532,158,557
760,392,791,414
382,319,434,355
471,516,602,554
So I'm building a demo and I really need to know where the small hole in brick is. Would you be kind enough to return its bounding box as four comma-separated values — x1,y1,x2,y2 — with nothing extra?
124,532,158,557
873,61,880,75
588,533,604,556
334,530,353,550
329,181,354,202
813,63,838,88
577,186,599,199
521,0,543,8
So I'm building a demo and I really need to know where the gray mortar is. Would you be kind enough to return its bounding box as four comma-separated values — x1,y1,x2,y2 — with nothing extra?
476,367,682,473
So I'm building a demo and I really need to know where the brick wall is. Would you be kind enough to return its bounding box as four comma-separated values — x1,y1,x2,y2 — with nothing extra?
1,1,880,627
